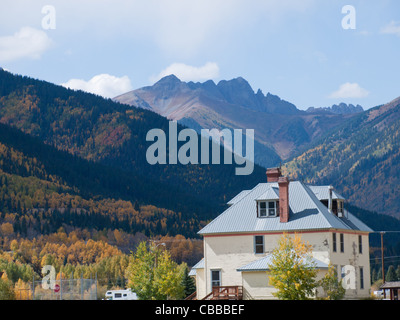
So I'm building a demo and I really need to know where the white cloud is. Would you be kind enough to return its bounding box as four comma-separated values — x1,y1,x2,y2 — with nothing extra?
61,74,133,98
381,21,400,37
0,27,53,62
150,62,220,83
329,83,369,99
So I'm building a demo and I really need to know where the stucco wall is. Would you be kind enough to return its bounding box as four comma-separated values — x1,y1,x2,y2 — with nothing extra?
196,230,371,300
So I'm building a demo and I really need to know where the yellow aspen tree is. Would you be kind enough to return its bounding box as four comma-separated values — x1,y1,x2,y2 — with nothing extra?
268,233,317,300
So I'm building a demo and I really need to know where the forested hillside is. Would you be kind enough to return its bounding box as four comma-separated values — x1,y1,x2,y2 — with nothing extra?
1,69,400,293
283,96,400,218
0,69,265,221
0,70,265,291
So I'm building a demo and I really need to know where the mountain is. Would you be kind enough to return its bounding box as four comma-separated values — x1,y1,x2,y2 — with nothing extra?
306,103,364,114
114,75,360,165
283,96,400,218
1,69,400,274
0,69,266,228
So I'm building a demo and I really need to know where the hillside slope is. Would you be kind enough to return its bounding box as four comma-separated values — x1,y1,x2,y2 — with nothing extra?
0,69,266,222
283,96,400,218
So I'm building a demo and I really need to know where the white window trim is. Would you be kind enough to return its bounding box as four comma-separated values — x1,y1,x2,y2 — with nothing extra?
257,201,278,218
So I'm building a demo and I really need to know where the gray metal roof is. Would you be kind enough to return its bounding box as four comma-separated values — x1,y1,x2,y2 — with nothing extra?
308,185,345,200
237,254,329,272
189,258,204,276
256,186,279,201
198,181,373,235
227,190,251,205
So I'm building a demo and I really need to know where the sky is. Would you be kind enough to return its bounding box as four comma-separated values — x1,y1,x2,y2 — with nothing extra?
0,0,399,110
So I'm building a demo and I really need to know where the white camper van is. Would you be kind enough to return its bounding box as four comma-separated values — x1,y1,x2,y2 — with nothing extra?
105,289,138,300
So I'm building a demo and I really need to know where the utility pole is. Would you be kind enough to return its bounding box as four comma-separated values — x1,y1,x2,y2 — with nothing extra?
381,231,385,299
381,232,385,283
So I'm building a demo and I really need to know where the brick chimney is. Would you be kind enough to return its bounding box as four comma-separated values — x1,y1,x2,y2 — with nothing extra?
266,167,281,182
278,176,290,223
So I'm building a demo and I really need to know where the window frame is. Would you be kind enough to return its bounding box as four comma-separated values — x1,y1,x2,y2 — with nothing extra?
332,233,337,252
338,200,344,214
254,235,264,254
340,233,344,253
360,267,364,289
258,201,267,217
257,201,278,218
211,269,221,288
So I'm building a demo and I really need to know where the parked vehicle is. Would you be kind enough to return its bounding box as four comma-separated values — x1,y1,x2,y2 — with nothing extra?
105,289,138,300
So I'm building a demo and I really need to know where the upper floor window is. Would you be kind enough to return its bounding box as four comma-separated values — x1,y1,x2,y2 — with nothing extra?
254,235,264,254
332,233,337,252
258,201,278,217
358,235,363,254
338,200,344,215
340,233,344,253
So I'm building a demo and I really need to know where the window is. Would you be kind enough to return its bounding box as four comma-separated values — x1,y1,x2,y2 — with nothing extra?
332,233,337,252
268,201,277,216
340,233,344,253
338,201,344,214
258,201,277,217
360,267,364,289
211,270,221,287
114,293,122,298
358,235,363,254
254,235,264,254
259,201,267,217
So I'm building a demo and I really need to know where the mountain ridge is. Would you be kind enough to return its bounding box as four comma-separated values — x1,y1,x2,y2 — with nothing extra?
114,75,358,165
306,102,364,115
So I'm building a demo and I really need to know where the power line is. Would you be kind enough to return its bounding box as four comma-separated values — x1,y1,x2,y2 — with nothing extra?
370,255,400,261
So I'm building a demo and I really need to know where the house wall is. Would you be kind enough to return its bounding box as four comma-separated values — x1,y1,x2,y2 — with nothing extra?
328,232,371,299
242,270,328,300
195,268,206,300
198,230,371,300
242,272,273,300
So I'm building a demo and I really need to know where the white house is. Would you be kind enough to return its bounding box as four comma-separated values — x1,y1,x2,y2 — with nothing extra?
190,168,372,300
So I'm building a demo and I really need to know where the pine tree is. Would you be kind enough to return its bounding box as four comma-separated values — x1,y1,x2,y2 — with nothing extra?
386,265,396,282
181,264,196,297
396,265,400,281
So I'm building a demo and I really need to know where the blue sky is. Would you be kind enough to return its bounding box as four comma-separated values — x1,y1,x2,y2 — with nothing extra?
0,0,399,110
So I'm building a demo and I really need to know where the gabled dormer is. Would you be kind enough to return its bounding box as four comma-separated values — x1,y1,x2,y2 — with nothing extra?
309,185,345,217
255,187,279,218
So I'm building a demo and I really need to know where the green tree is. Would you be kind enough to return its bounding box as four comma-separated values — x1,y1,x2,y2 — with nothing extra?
181,264,196,298
268,233,317,300
377,267,382,280
318,264,345,300
386,265,396,282
154,250,185,300
125,241,185,300
0,275,16,300
396,265,400,281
